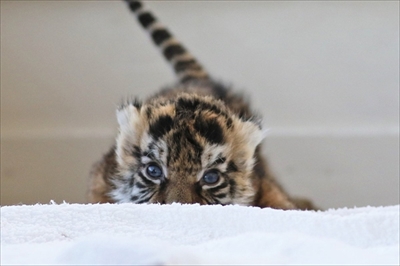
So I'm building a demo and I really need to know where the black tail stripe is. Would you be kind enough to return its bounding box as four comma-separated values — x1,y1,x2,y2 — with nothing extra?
181,75,202,83
163,45,186,60
138,12,156,28
127,0,142,12
174,59,201,72
152,29,172,45
125,0,209,82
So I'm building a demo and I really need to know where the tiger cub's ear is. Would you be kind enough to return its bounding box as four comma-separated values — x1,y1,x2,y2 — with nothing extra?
116,99,142,132
116,103,141,133
115,101,143,165
235,118,266,152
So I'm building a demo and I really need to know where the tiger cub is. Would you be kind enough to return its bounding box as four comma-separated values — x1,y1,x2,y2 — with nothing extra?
87,0,315,210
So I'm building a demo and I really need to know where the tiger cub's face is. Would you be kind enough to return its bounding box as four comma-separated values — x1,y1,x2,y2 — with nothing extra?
111,94,264,206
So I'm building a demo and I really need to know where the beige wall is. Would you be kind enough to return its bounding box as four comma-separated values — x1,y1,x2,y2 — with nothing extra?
1,1,399,209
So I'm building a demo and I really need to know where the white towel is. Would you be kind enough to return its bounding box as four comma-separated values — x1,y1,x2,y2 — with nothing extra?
1,203,399,265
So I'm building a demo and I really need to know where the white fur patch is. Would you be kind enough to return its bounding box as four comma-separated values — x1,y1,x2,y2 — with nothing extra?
116,105,140,133
239,121,264,151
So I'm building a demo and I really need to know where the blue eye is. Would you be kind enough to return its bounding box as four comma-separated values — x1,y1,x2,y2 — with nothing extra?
146,164,163,178
202,171,219,184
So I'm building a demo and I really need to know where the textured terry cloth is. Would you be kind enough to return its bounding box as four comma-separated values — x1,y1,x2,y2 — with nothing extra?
1,203,399,265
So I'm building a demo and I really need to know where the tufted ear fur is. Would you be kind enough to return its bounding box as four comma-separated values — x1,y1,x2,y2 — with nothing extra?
229,118,266,173
115,103,142,166
238,120,265,151
117,104,140,131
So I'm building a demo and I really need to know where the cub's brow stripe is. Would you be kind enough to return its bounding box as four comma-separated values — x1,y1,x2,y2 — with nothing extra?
194,118,224,144
176,98,201,112
149,115,174,139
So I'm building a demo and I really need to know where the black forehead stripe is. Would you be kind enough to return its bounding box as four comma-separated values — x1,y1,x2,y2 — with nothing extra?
176,98,233,130
151,29,172,45
194,118,224,144
138,12,156,28
149,115,174,139
176,97,227,117
176,97,201,112
163,44,186,60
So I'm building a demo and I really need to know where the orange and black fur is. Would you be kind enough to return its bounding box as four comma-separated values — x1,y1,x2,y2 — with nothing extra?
88,0,315,210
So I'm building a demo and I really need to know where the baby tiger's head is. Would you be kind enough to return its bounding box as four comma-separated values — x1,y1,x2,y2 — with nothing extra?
111,93,265,206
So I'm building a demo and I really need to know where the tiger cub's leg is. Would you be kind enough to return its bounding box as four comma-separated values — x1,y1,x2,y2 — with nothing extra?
252,151,317,210
87,148,115,203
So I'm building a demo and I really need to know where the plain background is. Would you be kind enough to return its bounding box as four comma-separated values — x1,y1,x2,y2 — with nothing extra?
1,1,399,209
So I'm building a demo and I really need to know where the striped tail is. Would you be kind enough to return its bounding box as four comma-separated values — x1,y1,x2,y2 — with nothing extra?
125,0,209,83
